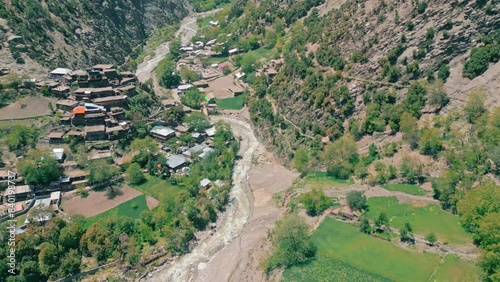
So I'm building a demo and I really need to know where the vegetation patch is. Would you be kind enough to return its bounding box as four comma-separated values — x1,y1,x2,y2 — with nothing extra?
84,195,148,228
216,94,248,110
431,255,482,282
305,171,353,186
283,256,391,282
383,183,426,195
365,197,472,245
298,217,440,282
131,174,182,201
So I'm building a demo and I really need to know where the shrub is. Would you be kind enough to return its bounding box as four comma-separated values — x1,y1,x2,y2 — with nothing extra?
437,64,450,81
426,232,437,245
346,191,367,211
300,188,334,216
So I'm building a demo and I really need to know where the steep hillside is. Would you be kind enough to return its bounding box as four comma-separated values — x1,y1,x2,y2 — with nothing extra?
246,0,499,158
0,0,189,71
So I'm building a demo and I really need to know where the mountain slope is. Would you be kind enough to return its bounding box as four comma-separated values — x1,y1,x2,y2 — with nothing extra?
0,0,189,70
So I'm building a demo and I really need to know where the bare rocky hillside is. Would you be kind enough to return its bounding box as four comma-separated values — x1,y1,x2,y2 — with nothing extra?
0,0,189,71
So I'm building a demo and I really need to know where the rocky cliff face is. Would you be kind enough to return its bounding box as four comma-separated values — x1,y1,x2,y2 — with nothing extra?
0,0,189,70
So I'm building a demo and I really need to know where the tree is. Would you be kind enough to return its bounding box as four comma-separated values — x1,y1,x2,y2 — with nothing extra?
87,160,121,197
185,112,210,132
300,188,333,216
403,82,426,118
464,89,486,123
457,182,500,232
375,212,389,230
438,64,450,81
163,104,186,125
59,249,81,277
322,135,359,179
426,232,437,245
419,127,443,158
7,125,38,154
359,217,372,234
266,214,317,272
180,88,205,109
294,147,311,175
400,112,419,149
157,58,181,88
38,243,59,278
400,222,414,243
180,66,200,82
346,191,367,211
399,156,423,183
17,149,63,187
125,163,146,185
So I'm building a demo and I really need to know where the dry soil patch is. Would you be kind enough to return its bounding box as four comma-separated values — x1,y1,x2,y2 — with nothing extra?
61,185,142,217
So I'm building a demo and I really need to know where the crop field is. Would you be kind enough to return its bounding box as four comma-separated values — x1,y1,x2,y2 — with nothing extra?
431,255,481,282
84,194,148,228
383,183,427,195
132,174,182,201
283,256,391,282
216,94,247,110
282,218,480,282
365,197,472,245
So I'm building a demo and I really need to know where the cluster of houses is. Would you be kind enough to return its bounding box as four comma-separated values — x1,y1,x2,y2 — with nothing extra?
41,64,138,143
149,124,217,181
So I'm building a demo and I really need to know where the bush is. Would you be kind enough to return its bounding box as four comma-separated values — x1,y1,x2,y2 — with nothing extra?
300,188,333,216
417,2,427,14
125,163,146,185
266,215,317,272
463,45,500,79
426,232,437,245
180,89,205,109
437,64,450,81
322,136,359,179
400,156,423,183
346,191,367,211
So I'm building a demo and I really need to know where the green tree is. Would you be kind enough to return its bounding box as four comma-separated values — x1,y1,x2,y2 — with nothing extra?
457,182,500,232
437,64,450,81
464,89,487,123
403,82,427,118
157,58,181,88
266,214,317,272
300,188,333,216
294,147,311,175
400,222,414,243
346,191,367,211
17,149,63,186
400,112,420,149
322,135,359,179
38,243,59,278
399,156,423,183
375,212,389,230
426,232,437,245
7,125,38,154
359,217,372,234
185,112,210,132
181,89,205,109
59,249,81,277
87,160,121,197
419,127,443,157
126,163,146,185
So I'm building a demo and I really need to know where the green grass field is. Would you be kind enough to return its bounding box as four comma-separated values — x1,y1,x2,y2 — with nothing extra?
216,94,247,110
283,218,480,282
84,194,148,228
383,183,426,195
283,256,391,282
132,174,182,201
365,197,472,245
431,255,481,282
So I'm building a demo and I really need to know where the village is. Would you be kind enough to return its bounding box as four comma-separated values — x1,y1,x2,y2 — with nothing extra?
0,28,281,232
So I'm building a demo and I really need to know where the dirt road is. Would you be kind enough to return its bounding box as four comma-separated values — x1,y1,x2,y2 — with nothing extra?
135,10,220,83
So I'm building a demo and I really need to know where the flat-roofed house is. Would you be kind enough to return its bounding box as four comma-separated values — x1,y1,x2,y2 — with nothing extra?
151,125,175,141
106,125,125,140
3,185,33,203
47,131,65,144
85,125,106,141
56,100,79,112
74,87,114,100
84,112,106,125
51,85,70,97
227,85,244,96
69,70,88,82
50,191,61,205
93,95,127,107
52,148,65,162
92,64,116,72
49,68,72,80
177,84,193,94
